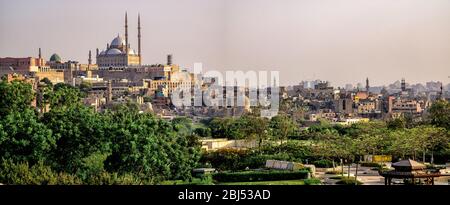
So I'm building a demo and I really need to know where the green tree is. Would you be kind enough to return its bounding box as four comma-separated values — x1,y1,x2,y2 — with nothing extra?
49,83,83,109
428,100,450,130
105,109,199,183
41,105,109,173
0,109,55,164
269,114,297,145
0,80,34,117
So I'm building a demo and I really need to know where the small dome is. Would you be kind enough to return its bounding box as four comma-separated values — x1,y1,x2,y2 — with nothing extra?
99,50,106,55
111,35,126,47
106,48,122,55
49,53,61,62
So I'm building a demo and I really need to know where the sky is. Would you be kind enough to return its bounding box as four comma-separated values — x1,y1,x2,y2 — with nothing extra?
1,0,449,87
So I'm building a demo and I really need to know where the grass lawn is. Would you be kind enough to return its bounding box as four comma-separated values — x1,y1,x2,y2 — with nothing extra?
218,180,306,185
160,178,214,185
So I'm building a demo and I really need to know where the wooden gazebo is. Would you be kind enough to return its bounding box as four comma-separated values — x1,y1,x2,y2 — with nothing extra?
380,159,442,185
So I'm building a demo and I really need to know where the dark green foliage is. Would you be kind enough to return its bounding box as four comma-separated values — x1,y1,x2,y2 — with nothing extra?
312,159,334,168
428,100,450,130
0,80,201,184
387,118,407,129
41,105,108,173
194,127,211,138
0,160,81,185
104,109,200,183
303,178,322,185
360,162,383,168
0,80,34,117
0,109,55,164
212,170,310,182
49,83,83,109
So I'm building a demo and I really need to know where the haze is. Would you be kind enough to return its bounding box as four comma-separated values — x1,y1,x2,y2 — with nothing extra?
1,0,449,86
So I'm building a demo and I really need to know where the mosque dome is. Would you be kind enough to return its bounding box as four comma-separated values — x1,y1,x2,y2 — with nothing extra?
106,48,123,55
111,35,126,47
49,53,61,62
99,50,106,55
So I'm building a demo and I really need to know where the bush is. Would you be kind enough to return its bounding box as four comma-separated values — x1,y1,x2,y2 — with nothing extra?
0,160,81,185
313,159,334,168
304,178,321,185
212,170,310,182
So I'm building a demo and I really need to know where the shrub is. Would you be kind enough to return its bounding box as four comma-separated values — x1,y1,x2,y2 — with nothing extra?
360,162,383,168
212,170,310,182
304,178,321,185
313,159,334,168
0,160,81,185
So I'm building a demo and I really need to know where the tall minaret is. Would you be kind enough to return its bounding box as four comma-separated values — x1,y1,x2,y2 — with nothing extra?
138,13,142,65
38,48,42,59
125,12,129,53
366,77,370,92
88,50,92,65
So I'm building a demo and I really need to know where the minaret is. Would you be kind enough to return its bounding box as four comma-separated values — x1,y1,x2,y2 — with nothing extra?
107,81,112,104
401,78,406,92
125,12,129,53
366,77,370,92
96,48,99,57
138,13,142,65
167,54,173,66
88,50,92,65
38,48,42,59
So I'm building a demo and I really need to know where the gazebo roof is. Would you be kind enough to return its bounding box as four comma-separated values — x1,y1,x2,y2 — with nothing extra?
392,159,426,170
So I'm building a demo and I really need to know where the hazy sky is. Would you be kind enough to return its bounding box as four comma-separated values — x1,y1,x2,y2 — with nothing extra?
1,0,449,86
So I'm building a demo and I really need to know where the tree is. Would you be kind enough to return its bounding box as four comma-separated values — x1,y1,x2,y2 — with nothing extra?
386,118,406,130
269,114,297,145
48,83,82,109
172,117,194,137
0,109,55,164
105,109,199,183
194,127,211,138
428,100,450,130
244,116,269,150
0,80,34,117
412,126,449,164
41,105,109,173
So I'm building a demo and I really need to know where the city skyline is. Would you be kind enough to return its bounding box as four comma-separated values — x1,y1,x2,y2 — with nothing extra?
1,0,450,87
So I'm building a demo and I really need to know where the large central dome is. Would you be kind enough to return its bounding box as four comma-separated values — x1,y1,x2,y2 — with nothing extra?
111,35,126,47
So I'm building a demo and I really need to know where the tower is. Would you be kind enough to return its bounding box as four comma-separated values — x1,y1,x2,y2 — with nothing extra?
96,48,99,57
366,77,370,92
138,13,142,65
401,78,406,92
88,50,92,65
167,54,173,66
125,12,129,53
38,48,42,59
107,81,112,104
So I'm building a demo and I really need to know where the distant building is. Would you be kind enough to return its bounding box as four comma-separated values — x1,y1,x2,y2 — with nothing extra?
96,13,141,69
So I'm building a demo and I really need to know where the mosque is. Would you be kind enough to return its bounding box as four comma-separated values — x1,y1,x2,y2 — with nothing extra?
96,12,142,69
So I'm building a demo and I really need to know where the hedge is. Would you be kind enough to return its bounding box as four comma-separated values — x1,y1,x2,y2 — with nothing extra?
212,170,310,182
